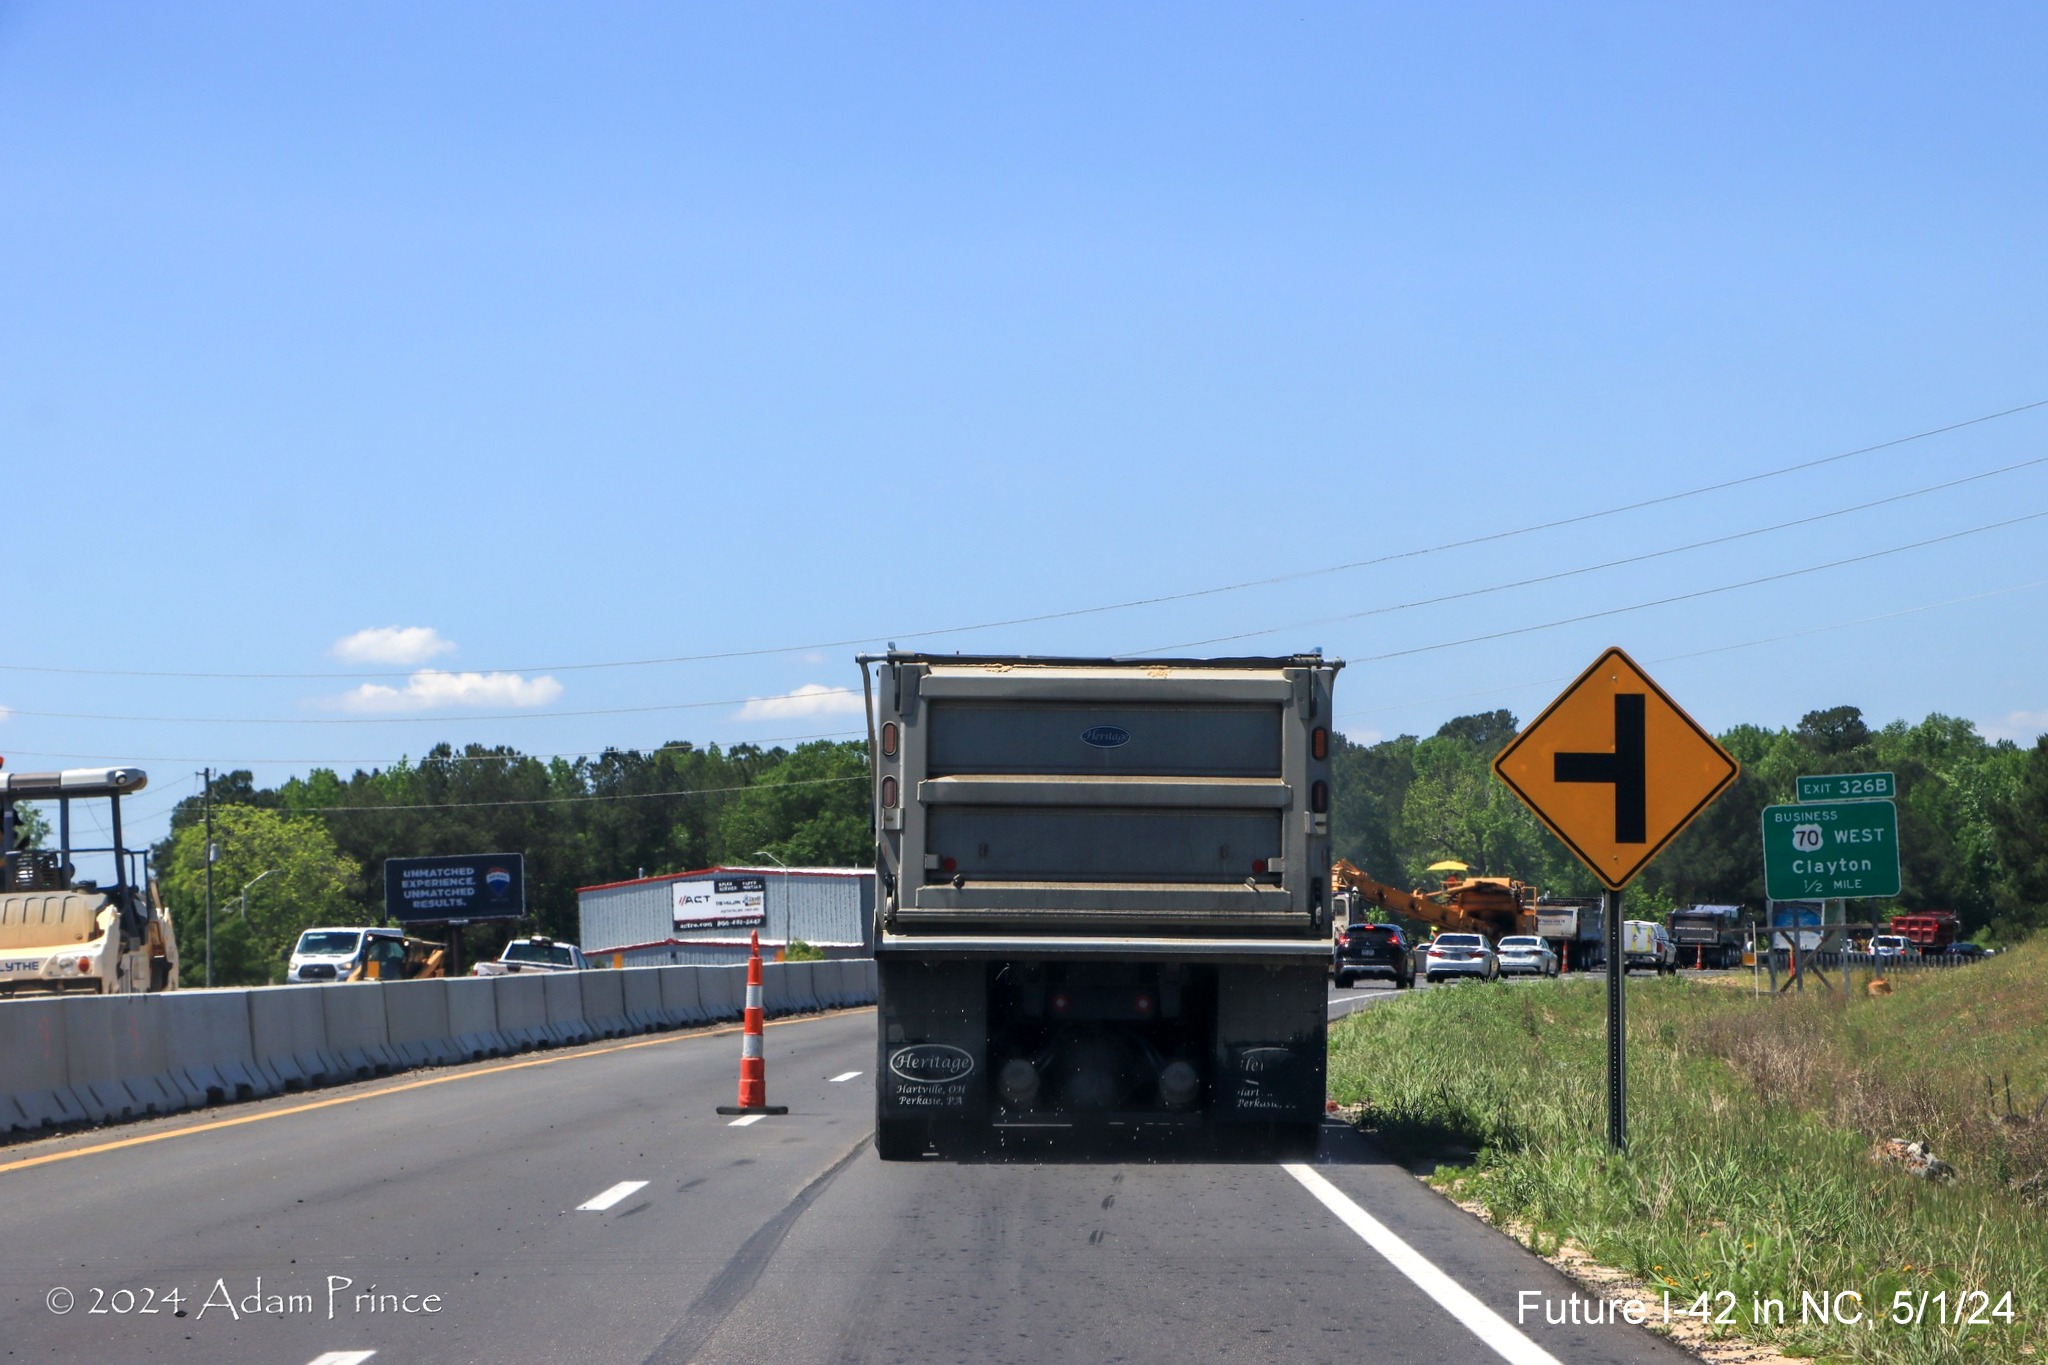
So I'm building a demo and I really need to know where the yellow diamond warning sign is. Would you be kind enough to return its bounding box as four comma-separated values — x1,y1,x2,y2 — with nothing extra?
1493,647,1739,891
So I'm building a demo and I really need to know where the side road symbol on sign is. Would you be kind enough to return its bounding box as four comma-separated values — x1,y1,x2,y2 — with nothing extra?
1494,647,1739,891
1554,693,1647,844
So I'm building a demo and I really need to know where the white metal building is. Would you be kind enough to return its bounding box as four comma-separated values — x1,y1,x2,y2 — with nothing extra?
577,864,875,967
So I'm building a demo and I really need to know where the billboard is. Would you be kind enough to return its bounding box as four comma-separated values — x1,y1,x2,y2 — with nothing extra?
673,875,768,930
383,854,526,924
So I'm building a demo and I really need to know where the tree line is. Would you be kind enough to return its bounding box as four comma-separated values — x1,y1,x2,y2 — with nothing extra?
140,705,2048,984
1331,704,2048,941
153,740,868,985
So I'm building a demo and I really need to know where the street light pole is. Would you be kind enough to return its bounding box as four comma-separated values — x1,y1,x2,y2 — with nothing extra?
202,768,214,989
234,868,277,920
755,850,791,950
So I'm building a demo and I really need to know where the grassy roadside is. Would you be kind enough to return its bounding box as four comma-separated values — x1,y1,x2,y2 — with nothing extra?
1327,944,2048,1363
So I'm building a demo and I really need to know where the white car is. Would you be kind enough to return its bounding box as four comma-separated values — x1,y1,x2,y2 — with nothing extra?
1423,933,1499,983
1496,935,1559,977
1870,934,1920,961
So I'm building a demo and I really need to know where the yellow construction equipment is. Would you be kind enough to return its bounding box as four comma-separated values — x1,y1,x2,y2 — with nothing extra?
1330,859,1537,940
0,767,179,994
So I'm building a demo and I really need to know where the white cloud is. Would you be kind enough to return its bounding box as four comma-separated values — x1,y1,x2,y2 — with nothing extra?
1984,708,2048,743
337,670,564,713
1338,727,1384,746
734,683,864,722
332,626,458,666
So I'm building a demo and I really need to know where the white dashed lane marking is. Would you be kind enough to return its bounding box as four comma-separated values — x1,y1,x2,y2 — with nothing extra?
577,1180,649,1211
304,1352,377,1365
728,1114,766,1127
829,1071,862,1083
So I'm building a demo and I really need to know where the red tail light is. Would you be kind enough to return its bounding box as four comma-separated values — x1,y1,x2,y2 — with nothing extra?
1312,727,1327,761
1134,992,1154,1016
1252,858,1268,874
881,776,898,808
1311,780,1328,813
940,856,957,872
881,722,898,757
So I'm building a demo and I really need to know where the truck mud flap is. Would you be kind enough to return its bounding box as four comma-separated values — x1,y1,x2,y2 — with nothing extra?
877,959,986,1119
1211,964,1325,1123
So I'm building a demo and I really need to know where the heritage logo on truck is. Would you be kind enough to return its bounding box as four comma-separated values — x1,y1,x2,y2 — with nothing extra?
1079,725,1131,748
889,1044,976,1084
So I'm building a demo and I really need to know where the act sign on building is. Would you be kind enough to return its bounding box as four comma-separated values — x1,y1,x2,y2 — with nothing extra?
1493,647,1740,890
672,875,768,930
1761,800,1901,900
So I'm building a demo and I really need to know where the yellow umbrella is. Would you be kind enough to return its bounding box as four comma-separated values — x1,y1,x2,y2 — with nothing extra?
1425,860,1470,873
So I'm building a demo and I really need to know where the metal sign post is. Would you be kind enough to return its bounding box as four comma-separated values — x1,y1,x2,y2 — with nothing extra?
1603,887,1624,1149
1494,647,1740,1153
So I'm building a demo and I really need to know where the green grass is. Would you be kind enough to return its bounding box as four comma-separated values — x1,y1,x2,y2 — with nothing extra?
1327,945,2048,1363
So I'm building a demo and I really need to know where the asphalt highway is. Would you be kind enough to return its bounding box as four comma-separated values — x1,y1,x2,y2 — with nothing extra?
0,985,1698,1365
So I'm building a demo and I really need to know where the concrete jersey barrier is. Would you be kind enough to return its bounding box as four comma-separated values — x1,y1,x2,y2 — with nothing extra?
322,983,398,1080
542,972,592,1046
0,959,878,1135
618,967,665,1032
658,966,704,1027
381,978,458,1069
246,986,341,1091
156,989,267,1105
443,976,508,1060
697,965,743,1023
492,974,551,1051
578,970,631,1039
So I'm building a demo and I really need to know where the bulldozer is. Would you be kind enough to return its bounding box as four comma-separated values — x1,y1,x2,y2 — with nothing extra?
1330,858,1538,942
0,767,179,994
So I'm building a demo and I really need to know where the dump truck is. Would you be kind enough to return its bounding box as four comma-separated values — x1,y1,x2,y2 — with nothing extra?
1533,897,1604,971
861,652,1340,1158
0,767,179,994
1889,910,1959,950
1667,903,1745,968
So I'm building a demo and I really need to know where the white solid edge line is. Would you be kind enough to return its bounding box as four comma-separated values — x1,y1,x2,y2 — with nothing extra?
1282,1163,1564,1365
305,1353,377,1365
576,1180,650,1212
728,1113,766,1127
829,1070,862,1082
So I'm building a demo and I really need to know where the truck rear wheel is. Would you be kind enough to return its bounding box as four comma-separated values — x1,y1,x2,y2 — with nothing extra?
875,1119,926,1161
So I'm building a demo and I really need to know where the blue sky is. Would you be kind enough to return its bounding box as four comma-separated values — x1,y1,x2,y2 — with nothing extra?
4,2,2046,845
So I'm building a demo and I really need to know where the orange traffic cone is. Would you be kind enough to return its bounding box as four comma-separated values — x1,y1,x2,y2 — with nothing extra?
717,931,788,1117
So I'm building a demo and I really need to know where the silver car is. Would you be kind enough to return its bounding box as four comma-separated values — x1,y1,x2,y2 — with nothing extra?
1423,932,1499,983
1496,935,1559,977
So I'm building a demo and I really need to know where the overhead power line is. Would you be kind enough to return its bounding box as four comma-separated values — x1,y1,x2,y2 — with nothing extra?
1330,576,2048,726
10,506,2044,727
1137,455,2047,653
1346,509,2048,665
52,577,2039,778
290,774,866,814
0,397,2041,682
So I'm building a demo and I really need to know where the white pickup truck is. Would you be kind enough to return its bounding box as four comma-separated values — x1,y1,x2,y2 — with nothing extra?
472,936,589,976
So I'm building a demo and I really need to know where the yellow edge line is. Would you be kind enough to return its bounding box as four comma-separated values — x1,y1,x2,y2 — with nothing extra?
0,1006,872,1178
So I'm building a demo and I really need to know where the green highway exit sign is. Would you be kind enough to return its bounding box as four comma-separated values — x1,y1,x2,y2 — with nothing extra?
1795,771,1895,802
1762,800,1901,899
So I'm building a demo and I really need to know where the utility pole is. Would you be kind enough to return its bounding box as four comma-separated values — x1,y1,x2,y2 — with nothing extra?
202,767,215,989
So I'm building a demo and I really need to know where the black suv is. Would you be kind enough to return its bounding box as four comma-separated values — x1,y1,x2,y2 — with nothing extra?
1333,922,1415,989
